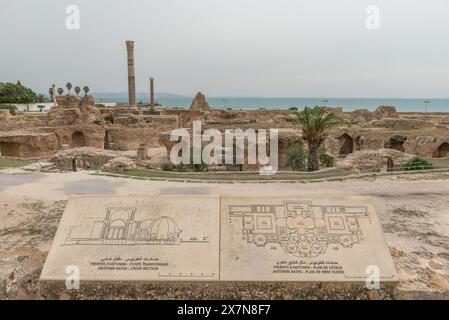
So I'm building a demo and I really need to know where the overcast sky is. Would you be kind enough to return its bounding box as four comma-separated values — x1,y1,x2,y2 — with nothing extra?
1,0,449,97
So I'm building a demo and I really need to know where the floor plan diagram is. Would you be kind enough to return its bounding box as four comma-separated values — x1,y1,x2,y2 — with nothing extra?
228,201,371,258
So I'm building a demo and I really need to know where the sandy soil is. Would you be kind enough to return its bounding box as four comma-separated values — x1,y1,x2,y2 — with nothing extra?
0,169,448,299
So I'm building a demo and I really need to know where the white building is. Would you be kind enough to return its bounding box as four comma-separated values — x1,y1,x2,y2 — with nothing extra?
9,101,117,113
10,103,54,112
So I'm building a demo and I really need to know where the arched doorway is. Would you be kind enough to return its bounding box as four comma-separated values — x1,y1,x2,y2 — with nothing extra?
338,133,353,155
388,135,407,152
71,131,86,148
434,142,449,158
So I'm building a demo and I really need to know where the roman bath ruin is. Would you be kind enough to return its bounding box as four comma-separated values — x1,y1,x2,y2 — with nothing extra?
0,41,448,174
1,40,449,301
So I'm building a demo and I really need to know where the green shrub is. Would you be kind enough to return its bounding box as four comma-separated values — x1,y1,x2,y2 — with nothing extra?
320,151,335,167
184,147,208,172
187,162,208,172
286,144,308,171
162,147,209,172
0,104,17,115
161,163,175,171
403,157,433,171
288,106,298,111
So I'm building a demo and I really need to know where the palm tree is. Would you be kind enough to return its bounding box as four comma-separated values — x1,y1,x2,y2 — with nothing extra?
83,86,90,95
48,87,54,99
57,88,64,96
74,86,81,96
66,82,72,95
294,106,344,172
37,94,47,103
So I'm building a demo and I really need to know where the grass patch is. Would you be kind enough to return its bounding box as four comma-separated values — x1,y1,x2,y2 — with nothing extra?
429,157,449,168
0,227,23,237
121,168,349,181
27,228,42,235
0,157,36,168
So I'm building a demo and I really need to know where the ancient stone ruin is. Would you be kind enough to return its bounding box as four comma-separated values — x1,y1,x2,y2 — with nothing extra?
190,92,211,111
1,40,449,173
2,93,449,173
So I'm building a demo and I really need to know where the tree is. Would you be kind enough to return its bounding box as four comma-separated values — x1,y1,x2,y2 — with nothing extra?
66,82,72,95
74,86,81,96
49,87,54,99
37,94,49,103
0,104,17,115
0,82,39,104
83,86,90,95
294,106,344,172
57,88,64,96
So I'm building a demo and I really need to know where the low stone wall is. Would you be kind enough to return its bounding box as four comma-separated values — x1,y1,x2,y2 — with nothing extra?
0,132,58,159
51,148,118,171
336,149,414,172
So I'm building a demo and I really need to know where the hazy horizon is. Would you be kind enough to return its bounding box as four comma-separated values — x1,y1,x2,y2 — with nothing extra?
1,0,449,98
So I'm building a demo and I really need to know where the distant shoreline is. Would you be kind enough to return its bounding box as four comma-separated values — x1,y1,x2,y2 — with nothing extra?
92,94,449,112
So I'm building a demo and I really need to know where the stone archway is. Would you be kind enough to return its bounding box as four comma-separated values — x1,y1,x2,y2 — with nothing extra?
71,131,86,148
338,133,353,155
434,142,449,158
388,135,407,152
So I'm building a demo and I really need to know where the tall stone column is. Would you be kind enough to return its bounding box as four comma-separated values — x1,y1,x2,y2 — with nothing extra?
150,77,155,109
126,40,136,108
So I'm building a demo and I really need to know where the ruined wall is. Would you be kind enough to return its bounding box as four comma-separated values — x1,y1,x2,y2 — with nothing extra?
2,94,449,162
161,109,202,127
0,133,58,159
324,128,449,159
47,95,103,127
158,128,302,169
105,126,161,150
205,109,295,128
104,115,179,150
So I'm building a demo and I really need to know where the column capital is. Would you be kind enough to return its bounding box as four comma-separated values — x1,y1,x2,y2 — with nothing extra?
126,40,134,49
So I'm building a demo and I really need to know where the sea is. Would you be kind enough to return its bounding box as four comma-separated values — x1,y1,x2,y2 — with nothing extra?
92,93,449,112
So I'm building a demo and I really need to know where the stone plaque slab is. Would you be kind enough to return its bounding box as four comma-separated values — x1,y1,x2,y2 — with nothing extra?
220,196,397,282
41,194,397,297
40,195,220,282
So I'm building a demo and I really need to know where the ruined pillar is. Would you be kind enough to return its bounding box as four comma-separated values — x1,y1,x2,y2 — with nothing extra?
126,40,136,108
150,77,155,109
52,84,57,106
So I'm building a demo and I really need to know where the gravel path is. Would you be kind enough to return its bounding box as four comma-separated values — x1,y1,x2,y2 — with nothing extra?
0,170,448,299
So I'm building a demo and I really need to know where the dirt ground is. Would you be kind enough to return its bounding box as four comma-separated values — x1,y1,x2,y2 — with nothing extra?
0,169,448,299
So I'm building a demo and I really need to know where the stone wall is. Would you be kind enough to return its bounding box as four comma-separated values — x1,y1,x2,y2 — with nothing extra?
158,128,303,169
0,132,58,159
1,93,449,162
